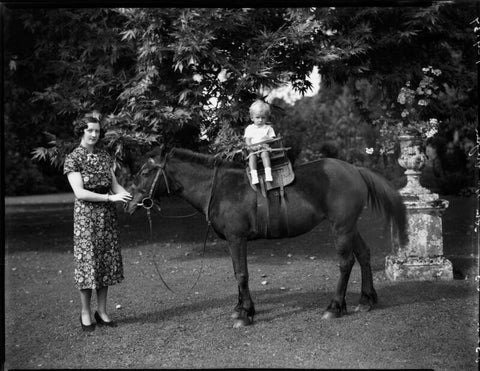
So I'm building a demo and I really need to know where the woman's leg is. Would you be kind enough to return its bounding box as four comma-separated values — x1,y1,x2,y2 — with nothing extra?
80,289,93,325
96,286,112,322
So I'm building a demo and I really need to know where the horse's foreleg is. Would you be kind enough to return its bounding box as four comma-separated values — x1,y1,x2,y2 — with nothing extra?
227,235,255,328
322,230,355,320
352,231,378,312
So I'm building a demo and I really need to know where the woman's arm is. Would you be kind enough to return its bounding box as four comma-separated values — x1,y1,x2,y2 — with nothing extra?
67,172,110,202
111,169,127,194
110,169,132,202
66,170,132,203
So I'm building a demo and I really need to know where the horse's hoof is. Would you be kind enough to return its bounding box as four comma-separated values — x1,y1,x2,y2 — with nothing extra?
233,317,252,328
354,304,372,313
321,310,339,320
231,312,240,319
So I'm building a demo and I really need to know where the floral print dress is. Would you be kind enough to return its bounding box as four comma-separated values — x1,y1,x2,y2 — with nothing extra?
63,145,124,289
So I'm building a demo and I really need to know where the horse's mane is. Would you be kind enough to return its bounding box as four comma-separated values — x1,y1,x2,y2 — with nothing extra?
170,148,244,169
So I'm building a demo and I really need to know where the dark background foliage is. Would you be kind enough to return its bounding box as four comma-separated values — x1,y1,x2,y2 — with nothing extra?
3,5,478,195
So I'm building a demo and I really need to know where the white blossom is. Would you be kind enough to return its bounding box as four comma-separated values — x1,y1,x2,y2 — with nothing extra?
425,128,438,138
365,147,374,155
217,69,230,82
192,74,203,83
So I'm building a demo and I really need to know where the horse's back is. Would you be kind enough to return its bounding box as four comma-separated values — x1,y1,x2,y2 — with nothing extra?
210,157,378,241
295,158,367,195
288,159,367,222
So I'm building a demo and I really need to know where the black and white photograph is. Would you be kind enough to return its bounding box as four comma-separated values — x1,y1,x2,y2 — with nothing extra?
3,2,479,369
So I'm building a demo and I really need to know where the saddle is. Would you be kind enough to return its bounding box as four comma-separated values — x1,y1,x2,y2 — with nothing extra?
245,137,295,238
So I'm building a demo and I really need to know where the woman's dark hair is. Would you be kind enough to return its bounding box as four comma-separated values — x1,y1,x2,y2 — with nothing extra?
73,111,105,139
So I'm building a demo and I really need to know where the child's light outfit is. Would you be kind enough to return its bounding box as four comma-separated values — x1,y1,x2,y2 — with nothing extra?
244,124,276,184
244,124,276,145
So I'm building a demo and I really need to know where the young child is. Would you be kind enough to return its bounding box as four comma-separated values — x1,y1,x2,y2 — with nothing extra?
244,100,276,185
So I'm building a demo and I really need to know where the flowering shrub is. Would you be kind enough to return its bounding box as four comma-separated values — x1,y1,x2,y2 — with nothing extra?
369,66,442,155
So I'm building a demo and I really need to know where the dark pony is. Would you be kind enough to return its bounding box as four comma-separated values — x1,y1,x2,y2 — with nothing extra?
126,147,407,327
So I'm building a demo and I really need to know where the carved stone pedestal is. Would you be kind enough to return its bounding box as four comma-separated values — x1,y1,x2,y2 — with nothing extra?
385,198,453,281
385,134,453,281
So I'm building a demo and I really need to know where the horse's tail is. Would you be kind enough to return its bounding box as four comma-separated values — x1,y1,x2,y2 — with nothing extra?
358,167,408,247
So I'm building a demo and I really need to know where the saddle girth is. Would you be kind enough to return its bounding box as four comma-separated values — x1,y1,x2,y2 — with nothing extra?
256,181,290,238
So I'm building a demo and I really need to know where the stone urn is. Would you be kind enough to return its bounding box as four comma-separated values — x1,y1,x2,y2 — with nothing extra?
397,133,436,202
385,131,453,281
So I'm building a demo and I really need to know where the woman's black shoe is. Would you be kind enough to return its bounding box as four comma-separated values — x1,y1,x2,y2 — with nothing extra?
94,311,117,327
80,316,95,332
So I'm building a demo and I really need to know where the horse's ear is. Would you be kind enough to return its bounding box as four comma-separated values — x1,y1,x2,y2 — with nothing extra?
158,144,164,159
157,143,168,167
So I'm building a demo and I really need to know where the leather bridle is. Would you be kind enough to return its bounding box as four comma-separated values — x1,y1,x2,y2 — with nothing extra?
136,159,170,211
133,154,219,294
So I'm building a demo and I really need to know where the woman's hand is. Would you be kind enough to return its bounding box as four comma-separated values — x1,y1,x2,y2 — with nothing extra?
109,191,132,203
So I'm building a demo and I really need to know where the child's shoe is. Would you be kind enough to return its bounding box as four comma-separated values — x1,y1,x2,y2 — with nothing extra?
265,167,273,182
251,170,259,185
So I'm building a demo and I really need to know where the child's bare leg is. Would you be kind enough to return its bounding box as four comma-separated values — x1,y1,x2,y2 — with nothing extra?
249,153,259,184
261,151,273,182
260,151,271,168
249,153,257,170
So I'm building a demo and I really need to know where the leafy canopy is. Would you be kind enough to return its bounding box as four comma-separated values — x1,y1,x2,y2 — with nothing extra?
4,5,477,191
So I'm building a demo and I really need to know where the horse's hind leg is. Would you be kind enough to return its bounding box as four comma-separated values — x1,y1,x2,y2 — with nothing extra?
322,229,355,320
352,231,378,312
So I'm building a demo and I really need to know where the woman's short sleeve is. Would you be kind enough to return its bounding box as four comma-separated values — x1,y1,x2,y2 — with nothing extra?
63,152,80,175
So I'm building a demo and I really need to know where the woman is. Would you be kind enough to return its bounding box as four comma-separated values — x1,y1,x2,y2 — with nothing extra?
63,112,132,331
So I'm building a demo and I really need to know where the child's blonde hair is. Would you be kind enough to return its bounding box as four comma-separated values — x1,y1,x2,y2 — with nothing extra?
249,100,271,117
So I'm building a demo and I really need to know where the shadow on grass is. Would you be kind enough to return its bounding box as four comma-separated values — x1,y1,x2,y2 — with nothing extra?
116,279,475,326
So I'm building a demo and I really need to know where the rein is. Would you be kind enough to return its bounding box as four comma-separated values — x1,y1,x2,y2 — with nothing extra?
137,160,218,294
136,165,168,212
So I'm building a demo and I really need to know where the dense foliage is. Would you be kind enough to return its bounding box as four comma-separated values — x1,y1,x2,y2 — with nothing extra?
4,5,478,195
374,66,443,155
